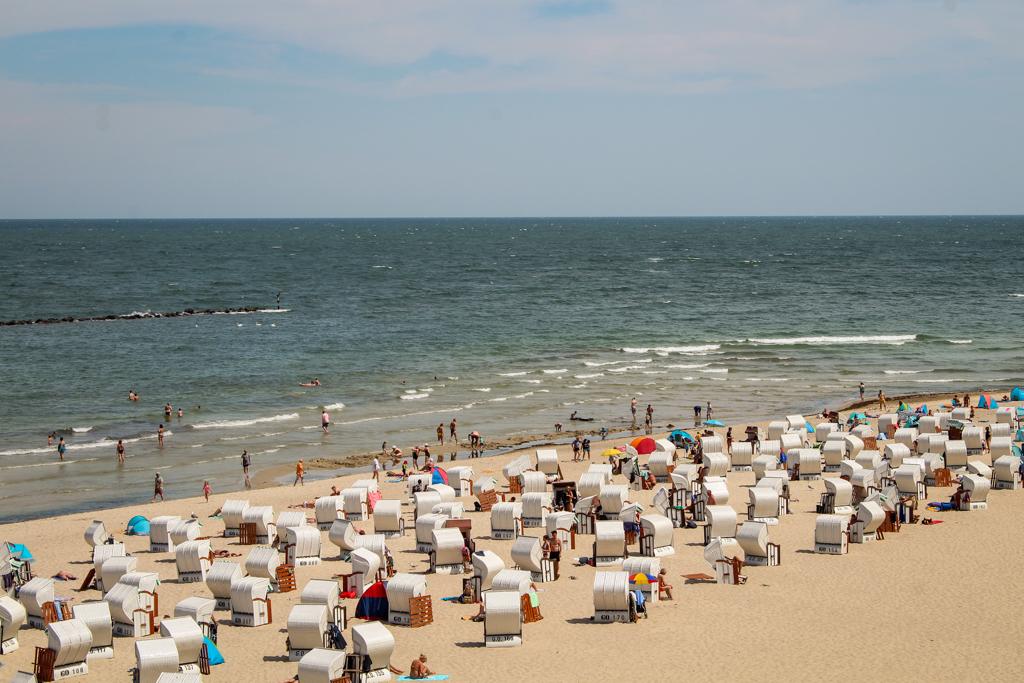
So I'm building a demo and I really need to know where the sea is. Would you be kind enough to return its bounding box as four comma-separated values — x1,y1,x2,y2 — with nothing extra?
1,216,1022,522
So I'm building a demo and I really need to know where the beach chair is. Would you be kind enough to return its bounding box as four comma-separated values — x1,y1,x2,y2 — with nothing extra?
245,546,281,591
955,473,990,511
748,487,781,525
701,476,731,505
766,421,788,440
134,638,179,683
639,513,675,557
465,550,505,602
35,618,92,681
240,507,276,545
814,515,849,555
818,478,854,515
918,415,939,434
790,448,822,480
990,436,1013,458
483,591,523,647
301,579,345,628
877,414,898,438
167,519,201,550
71,600,113,661
992,455,1022,490
406,473,433,501
701,452,730,478
103,571,158,637
428,528,465,575
736,521,781,567
342,487,369,521
148,516,181,553
593,571,633,623
371,499,404,538
962,426,984,454
284,526,321,567
992,423,1011,439
1,594,27,654
730,442,754,471
883,443,910,468
758,439,782,459
592,521,626,566
850,502,885,543
943,440,968,470
521,492,552,528
173,597,217,642
275,510,309,550
205,561,242,611
511,536,554,582
894,427,919,451
351,621,396,678
703,538,745,585
491,568,534,595
622,556,661,604
490,502,523,540
220,499,249,537
155,673,203,683
83,521,124,564
545,511,576,549
230,576,272,627
779,432,803,456
843,434,864,458
159,616,205,673
519,471,548,495
577,472,605,500
20,577,56,629
287,604,331,661
703,504,737,546
413,513,448,554
385,573,430,626
432,500,464,521
850,469,876,503
535,448,561,478
314,496,344,530
752,454,778,481
815,422,840,443
647,451,675,481
822,441,845,471
93,548,131,593
298,648,348,683
174,540,212,584
413,491,441,522
446,466,475,496
342,547,381,598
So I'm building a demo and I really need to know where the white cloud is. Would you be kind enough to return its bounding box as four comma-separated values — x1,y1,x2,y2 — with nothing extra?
3,1,1023,95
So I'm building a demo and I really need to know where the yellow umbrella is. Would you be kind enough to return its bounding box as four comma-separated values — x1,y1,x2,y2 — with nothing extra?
601,448,623,457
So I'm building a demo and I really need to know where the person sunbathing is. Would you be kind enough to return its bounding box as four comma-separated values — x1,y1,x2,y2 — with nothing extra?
409,654,435,679
53,570,78,581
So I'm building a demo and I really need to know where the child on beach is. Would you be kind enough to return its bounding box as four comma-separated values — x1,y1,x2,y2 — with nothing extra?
294,459,305,486
203,480,211,502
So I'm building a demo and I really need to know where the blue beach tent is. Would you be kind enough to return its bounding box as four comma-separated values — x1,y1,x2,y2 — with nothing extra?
1010,386,1024,401
126,515,150,535
4,542,33,561
805,421,815,433
204,636,225,665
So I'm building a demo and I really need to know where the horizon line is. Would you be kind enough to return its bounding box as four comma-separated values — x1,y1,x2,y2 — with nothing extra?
2,213,1023,222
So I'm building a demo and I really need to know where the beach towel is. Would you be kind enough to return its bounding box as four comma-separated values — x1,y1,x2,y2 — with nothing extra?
367,490,383,513
528,591,539,608
926,502,955,511
204,636,225,665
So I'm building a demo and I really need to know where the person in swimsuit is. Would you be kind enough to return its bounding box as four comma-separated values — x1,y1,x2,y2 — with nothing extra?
409,654,434,679
164,403,172,419
203,480,212,502
294,459,305,486
116,439,125,464
449,418,458,443
241,450,252,489
56,437,67,461
157,424,165,447
321,410,330,433
437,423,444,445
152,473,164,502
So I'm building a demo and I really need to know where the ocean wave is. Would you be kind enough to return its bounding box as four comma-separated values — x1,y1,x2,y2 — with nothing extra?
622,344,721,354
213,308,290,315
0,431,164,457
575,373,604,379
473,387,492,392
700,368,729,373
542,369,568,374
665,363,710,369
913,378,966,383
498,371,527,377
746,377,790,382
569,383,587,388
884,370,921,375
191,413,299,429
946,339,973,344
72,426,93,433
323,402,346,411
583,360,635,367
399,393,430,400
519,379,542,384
744,335,916,346
607,365,646,373
488,396,509,402
1011,293,1024,298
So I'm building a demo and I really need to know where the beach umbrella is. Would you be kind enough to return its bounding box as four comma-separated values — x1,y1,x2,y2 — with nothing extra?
804,421,816,433
431,467,449,485
629,573,657,585
704,419,725,427
630,437,657,455
354,581,389,621
601,448,623,458
4,542,33,561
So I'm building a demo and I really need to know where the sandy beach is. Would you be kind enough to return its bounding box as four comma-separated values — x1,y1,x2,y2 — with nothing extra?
3,392,1023,682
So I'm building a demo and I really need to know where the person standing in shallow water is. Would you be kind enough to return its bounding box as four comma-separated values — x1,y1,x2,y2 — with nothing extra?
157,423,165,447
241,450,252,489
116,439,125,464
56,436,67,461
859,382,865,401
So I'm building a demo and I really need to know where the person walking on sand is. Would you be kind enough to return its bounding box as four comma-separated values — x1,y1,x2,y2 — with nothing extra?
56,436,67,461
241,450,252,489
878,390,887,411
116,439,125,464
373,456,382,482
157,423,165,447
571,435,582,462
582,436,591,460
859,382,865,401
203,480,212,502
321,409,330,433
449,418,458,444
294,459,305,486
152,473,164,502
437,422,444,446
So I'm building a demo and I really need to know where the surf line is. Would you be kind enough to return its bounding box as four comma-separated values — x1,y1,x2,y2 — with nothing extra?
0,306,288,327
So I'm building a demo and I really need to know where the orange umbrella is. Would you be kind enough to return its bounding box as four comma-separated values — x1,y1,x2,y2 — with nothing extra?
630,437,657,455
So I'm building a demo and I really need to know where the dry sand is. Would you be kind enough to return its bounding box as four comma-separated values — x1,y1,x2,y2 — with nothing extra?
2,395,1023,682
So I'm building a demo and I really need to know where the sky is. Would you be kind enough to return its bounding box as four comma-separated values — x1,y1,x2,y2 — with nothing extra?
0,0,1022,218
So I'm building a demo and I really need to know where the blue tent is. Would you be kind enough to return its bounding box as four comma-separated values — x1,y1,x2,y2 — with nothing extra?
978,394,999,409
203,636,224,665
126,515,150,535
804,421,816,433
668,429,693,442
431,468,449,486
1010,386,1024,402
